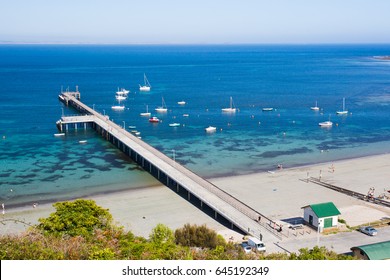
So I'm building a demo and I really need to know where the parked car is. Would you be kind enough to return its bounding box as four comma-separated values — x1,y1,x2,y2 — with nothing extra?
241,241,252,253
359,226,378,236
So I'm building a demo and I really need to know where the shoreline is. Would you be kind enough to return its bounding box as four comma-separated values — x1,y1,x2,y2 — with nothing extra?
1,152,390,251
4,150,389,210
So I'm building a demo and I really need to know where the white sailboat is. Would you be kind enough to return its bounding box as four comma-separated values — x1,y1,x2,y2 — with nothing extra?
116,88,130,95
155,97,168,113
111,105,125,111
111,100,125,111
139,73,151,91
311,101,320,111
140,105,151,117
336,98,348,115
319,114,333,127
222,96,236,113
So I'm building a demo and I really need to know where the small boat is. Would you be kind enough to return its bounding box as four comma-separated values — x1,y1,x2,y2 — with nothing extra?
336,98,348,115
262,108,273,111
205,126,217,133
177,101,186,105
139,73,151,92
116,88,130,95
319,114,333,127
140,105,151,117
131,130,141,136
310,101,320,111
79,140,87,144
183,114,189,117
115,94,127,101
222,96,236,113
149,116,160,123
111,105,125,111
54,133,65,137
169,123,180,127
128,125,136,129
155,97,168,113
319,121,333,127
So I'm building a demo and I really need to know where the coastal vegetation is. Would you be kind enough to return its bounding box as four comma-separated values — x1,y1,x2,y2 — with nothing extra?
0,199,354,260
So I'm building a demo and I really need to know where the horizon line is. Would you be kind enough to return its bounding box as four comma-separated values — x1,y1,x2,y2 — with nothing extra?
1,41,390,46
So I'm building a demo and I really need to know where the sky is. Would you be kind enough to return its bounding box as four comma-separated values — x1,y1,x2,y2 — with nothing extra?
1,0,390,44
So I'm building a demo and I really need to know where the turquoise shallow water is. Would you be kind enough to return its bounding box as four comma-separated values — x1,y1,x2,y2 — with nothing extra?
1,44,390,207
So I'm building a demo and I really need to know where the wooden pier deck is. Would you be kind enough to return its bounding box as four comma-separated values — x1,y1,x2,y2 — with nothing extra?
57,91,286,242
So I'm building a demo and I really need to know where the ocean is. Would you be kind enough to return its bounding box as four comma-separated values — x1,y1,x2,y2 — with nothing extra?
1,44,390,207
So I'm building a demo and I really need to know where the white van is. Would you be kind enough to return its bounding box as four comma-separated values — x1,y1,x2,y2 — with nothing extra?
247,237,266,252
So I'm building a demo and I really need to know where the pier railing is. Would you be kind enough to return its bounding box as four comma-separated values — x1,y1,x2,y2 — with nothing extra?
308,177,390,208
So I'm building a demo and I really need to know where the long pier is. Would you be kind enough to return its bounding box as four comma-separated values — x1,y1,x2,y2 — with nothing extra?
57,89,286,241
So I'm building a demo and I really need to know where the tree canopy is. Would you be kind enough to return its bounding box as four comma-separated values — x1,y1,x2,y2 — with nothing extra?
37,199,113,237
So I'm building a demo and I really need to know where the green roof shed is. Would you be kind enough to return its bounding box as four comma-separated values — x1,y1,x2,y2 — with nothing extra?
305,202,341,218
351,241,390,260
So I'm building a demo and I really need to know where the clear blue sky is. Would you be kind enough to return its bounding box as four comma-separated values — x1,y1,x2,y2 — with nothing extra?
1,0,390,44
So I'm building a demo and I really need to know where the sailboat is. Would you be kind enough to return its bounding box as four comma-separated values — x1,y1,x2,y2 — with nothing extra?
311,101,320,111
111,100,125,111
319,114,333,127
139,73,151,92
222,96,236,113
336,98,348,115
116,88,130,95
155,97,168,113
140,105,151,117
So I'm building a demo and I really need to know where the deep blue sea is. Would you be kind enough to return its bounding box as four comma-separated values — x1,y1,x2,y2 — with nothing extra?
1,44,390,207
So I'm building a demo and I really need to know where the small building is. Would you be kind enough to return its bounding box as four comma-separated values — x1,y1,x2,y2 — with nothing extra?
351,241,390,260
301,202,341,232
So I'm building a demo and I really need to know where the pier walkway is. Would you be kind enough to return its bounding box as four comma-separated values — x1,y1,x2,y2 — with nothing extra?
57,91,286,242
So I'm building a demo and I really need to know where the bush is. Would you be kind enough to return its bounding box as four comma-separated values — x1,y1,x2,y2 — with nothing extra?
175,224,226,249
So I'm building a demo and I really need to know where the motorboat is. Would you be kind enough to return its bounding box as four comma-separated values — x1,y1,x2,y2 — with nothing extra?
54,133,65,137
169,123,180,127
149,116,160,123
79,140,87,144
262,108,273,111
205,126,217,133
222,96,236,113
177,101,186,105
318,121,333,127
115,94,127,101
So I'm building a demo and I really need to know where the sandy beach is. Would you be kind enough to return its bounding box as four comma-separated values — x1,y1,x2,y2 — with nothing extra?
1,153,390,253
